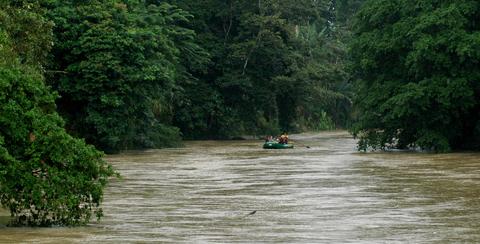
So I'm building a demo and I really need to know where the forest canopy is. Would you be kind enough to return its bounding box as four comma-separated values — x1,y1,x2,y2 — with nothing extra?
45,0,356,151
350,0,480,152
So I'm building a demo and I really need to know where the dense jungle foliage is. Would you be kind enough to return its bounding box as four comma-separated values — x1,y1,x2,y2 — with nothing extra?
45,0,359,150
2,0,479,227
167,0,356,139
350,0,480,152
0,1,115,226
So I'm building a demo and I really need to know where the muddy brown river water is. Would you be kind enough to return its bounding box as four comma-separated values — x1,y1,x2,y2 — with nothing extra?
1,131,480,243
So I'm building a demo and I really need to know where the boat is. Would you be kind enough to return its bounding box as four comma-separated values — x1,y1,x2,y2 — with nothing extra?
263,141,294,149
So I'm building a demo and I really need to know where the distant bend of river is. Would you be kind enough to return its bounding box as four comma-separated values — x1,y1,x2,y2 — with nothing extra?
1,131,480,243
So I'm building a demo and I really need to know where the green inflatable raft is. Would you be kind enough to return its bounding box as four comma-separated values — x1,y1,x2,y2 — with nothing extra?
263,141,294,149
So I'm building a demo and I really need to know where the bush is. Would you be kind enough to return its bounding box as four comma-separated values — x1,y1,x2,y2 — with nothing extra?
0,66,116,226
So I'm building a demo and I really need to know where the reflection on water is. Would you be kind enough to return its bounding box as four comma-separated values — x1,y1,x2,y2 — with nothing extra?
1,131,480,243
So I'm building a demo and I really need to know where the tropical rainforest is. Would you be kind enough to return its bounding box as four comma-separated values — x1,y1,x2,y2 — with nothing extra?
351,0,480,152
0,0,479,226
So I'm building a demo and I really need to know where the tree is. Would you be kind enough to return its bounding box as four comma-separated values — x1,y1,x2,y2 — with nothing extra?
47,1,203,151
0,1,115,226
335,0,364,27
169,0,353,137
350,0,480,151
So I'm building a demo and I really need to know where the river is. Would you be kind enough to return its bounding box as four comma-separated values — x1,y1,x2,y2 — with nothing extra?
1,131,480,243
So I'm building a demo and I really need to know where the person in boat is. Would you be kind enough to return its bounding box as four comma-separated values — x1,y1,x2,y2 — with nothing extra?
279,132,289,144
265,135,273,142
